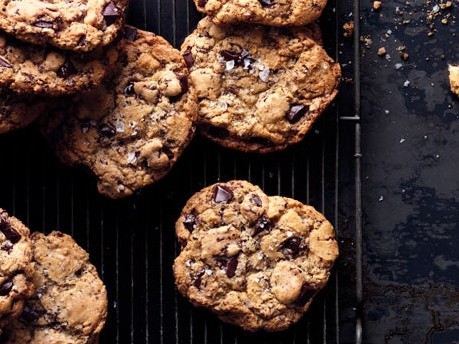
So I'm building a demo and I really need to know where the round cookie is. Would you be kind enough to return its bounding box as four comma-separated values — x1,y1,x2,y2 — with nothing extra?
2,231,107,344
0,90,48,133
193,0,327,26
173,180,339,331
0,32,118,95
0,0,128,52
0,209,35,335
41,27,198,198
182,17,341,153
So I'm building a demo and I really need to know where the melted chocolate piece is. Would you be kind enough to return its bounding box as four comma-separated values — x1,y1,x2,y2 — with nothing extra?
259,0,273,6
225,256,238,278
0,217,21,244
198,0,208,6
124,82,135,95
281,237,305,258
251,216,271,237
56,60,77,79
0,280,13,296
214,185,234,203
103,2,121,26
251,195,263,207
179,75,189,93
286,105,309,123
194,271,205,288
0,57,12,68
183,213,196,232
98,124,116,138
183,48,195,68
1,241,13,253
220,48,250,68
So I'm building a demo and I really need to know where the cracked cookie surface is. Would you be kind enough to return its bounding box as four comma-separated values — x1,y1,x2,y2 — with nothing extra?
0,209,34,336
41,27,198,198
182,17,340,153
0,0,128,52
193,0,327,26
0,32,118,95
2,231,107,344
174,180,339,331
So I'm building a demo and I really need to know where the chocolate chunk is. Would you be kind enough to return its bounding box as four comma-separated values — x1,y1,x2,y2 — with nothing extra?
295,284,315,306
220,50,240,62
198,0,208,6
281,237,305,258
214,185,234,203
183,213,196,232
56,60,77,79
103,2,120,26
251,194,262,207
34,21,53,29
193,271,205,288
179,75,189,93
1,241,13,253
0,57,12,68
77,35,87,47
124,82,135,95
251,216,271,237
0,218,21,244
259,0,273,6
0,281,13,296
225,256,238,278
98,124,116,138
286,105,309,124
123,27,138,41
183,48,195,68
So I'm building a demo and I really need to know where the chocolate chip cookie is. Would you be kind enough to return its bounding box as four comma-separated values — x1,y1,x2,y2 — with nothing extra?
182,17,341,153
0,209,34,335
0,0,128,52
193,0,327,26
2,231,107,343
41,27,198,198
0,90,48,133
0,32,118,95
173,180,339,331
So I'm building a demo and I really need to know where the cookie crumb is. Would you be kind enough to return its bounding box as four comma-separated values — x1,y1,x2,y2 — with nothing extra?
377,47,387,56
448,65,459,96
373,1,382,10
343,21,354,38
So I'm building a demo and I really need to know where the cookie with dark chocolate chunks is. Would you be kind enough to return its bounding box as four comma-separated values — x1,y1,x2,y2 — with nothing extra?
183,18,340,153
174,180,339,331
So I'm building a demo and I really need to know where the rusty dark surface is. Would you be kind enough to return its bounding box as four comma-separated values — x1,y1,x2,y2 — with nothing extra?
361,0,459,342
0,0,425,342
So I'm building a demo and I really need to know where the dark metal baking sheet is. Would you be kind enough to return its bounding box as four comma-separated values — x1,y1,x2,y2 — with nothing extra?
0,0,362,342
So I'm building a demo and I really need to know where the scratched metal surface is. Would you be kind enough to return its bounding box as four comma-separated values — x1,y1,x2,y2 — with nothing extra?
361,0,459,342
0,0,362,343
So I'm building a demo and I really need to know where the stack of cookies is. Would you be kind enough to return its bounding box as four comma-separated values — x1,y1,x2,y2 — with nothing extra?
0,209,107,343
0,0,198,199
0,0,340,199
